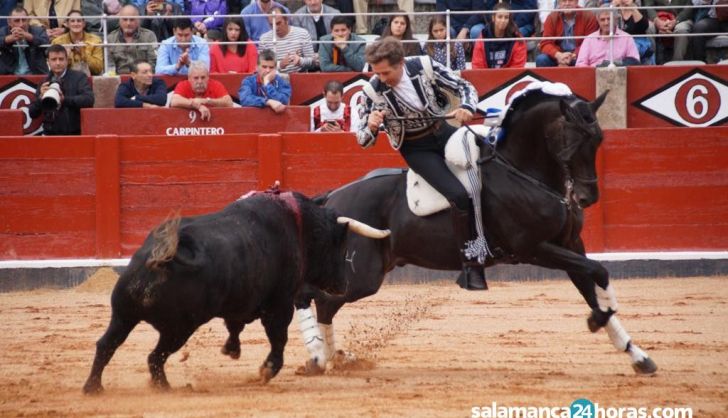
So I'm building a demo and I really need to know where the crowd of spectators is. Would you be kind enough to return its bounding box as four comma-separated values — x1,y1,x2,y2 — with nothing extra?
1,0,724,77
0,0,726,135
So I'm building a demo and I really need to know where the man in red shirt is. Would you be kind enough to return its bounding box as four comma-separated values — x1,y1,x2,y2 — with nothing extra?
170,60,233,120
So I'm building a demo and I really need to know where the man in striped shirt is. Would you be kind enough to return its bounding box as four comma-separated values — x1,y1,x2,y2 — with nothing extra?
258,7,318,73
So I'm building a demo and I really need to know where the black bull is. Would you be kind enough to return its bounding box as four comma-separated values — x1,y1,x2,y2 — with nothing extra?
293,90,658,375
83,192,389,394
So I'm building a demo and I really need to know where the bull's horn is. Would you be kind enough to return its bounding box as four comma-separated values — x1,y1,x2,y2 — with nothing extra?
337,217,391,239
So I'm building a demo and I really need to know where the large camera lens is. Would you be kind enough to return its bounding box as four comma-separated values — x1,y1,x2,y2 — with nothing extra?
41,81,62,111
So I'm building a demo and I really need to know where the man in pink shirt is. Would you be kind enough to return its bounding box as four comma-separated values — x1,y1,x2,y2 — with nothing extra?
576,6,640,67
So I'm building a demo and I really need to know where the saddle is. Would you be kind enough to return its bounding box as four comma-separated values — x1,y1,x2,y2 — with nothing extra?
406,80,574,216
406,124,491,217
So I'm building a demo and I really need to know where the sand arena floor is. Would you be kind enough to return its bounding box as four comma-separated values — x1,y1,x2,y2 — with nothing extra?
0,270,726,417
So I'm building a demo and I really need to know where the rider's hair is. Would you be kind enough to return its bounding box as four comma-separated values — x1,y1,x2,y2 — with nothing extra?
365,36,405,66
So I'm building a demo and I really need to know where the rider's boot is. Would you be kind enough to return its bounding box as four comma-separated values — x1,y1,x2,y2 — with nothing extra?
450,203,487,291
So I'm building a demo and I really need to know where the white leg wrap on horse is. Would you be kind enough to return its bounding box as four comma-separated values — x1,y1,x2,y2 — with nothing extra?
628,343,649,363
605,316,631,352
319,323,335,361
297,308,326,366
595,283,618,312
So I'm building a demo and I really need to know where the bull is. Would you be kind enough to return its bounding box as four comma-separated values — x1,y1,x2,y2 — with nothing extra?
82,189,390,394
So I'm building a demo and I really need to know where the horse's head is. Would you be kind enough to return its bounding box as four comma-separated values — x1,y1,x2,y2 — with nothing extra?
547,91,608,209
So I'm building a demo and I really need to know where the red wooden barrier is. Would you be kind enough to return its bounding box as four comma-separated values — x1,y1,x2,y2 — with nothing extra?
81,107,312,136
279,132,404,196
0,110,25,136
0,136,97,259
1,127,726,259
601,127,728,250
117,134,260,254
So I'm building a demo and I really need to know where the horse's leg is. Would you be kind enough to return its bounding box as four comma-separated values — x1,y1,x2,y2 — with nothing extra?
294,285,328,375
532,241,657,374
293,287,352,375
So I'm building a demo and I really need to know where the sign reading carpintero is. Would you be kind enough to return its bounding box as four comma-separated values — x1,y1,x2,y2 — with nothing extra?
165,127,226,136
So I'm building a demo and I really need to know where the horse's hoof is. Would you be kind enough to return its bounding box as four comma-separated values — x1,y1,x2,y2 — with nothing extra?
295,358,326,376
221,344,240,360
82,382,104,395
632,357,658,375
259,364,274,384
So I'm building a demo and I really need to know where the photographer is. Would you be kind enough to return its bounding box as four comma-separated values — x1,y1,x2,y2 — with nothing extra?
0,6,49,75
28,44,94,135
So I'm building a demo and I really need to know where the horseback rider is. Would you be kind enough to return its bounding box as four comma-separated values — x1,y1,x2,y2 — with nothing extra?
356,37,486,291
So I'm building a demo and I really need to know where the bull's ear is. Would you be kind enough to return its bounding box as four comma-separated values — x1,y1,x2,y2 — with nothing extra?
591,90,609,113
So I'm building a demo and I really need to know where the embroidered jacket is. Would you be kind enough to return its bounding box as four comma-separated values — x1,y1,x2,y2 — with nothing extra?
356,56,478,150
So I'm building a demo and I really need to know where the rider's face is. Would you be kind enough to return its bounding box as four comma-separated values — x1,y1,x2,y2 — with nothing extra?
371,59,404,88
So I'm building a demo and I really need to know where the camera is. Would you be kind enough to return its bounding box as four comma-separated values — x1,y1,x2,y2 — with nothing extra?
41,78,62,111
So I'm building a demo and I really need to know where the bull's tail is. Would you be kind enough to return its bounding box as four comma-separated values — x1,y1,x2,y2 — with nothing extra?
146,215,182,270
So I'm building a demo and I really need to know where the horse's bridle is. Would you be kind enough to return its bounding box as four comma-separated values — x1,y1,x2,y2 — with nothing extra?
559,97,602,186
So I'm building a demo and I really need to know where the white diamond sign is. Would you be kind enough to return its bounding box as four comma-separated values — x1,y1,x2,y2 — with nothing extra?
0,79,43,135
635,69,728,127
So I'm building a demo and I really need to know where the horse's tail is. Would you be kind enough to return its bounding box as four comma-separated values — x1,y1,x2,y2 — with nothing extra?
146,215,182,270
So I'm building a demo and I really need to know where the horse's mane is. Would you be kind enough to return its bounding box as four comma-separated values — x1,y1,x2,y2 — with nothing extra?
500,90,567,133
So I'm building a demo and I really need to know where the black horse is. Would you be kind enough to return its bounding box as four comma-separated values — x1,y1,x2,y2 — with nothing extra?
228,89,657,375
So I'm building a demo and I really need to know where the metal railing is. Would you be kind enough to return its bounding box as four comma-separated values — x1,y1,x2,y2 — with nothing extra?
4,3,727,74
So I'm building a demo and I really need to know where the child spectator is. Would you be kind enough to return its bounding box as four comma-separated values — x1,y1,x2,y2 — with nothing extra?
425,15,466,70
472,2,527,69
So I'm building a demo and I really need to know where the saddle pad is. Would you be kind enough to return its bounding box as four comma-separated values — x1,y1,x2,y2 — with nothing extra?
406,125,491,216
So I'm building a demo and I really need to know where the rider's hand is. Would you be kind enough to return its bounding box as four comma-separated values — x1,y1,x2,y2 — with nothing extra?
448,108,473,124
367,110,385,133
